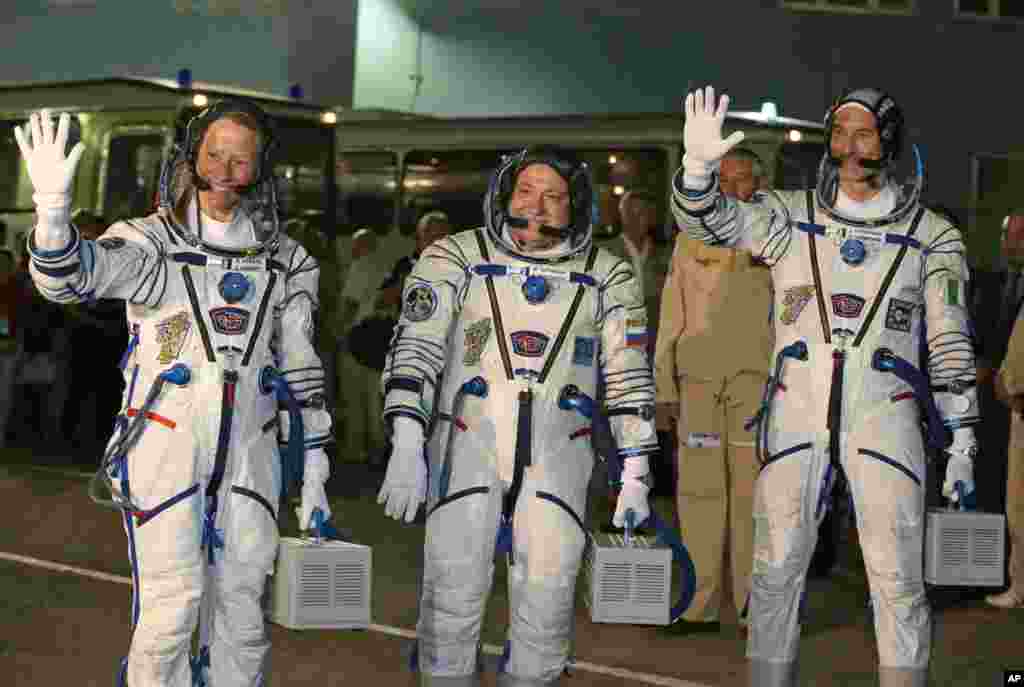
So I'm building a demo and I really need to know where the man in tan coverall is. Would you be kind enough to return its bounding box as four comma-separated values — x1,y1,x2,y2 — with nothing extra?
990,212,1024,608
654,148,773,633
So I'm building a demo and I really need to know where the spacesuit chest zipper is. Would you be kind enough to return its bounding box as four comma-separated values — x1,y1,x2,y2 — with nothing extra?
202,369,238,565
497,388,533,561
827,350,845,469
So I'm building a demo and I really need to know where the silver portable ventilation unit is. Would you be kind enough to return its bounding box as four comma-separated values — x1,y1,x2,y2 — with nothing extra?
583,530,672,625
268,537,372,630
924,507,1005,587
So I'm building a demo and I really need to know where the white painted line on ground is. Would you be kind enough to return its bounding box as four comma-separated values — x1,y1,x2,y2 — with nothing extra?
9,464,93,480
2,550,715,687
0,551,131,586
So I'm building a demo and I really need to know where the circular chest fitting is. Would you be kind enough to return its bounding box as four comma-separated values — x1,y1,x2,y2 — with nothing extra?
522,274,550,304
219,271,252,304
840,238,867,266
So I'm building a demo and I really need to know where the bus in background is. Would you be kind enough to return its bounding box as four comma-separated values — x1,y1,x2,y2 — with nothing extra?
332,109,826,273
0,76,338,257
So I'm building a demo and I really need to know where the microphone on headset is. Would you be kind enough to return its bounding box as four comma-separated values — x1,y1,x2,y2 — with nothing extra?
506,215,571,238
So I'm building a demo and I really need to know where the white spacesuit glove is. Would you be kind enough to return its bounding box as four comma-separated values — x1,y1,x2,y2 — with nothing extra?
613,455,652,529
942,427,978,506
295,448,331,531
377,416,427,523
682,85,746,187
13,110,85,249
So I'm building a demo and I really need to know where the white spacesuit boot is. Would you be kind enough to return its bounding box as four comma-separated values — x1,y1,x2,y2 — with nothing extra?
501,564,575,686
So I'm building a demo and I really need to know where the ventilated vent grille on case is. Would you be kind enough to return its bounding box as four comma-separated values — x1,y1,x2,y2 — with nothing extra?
600,562,630,603
972,529,1002,567
940,528,969,565
335,562,366,607
300,563,331,607
634,563,667,604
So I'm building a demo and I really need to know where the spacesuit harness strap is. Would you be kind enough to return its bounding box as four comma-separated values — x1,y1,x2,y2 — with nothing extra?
172,250,283,368
799,190,926,349
473,230,515,381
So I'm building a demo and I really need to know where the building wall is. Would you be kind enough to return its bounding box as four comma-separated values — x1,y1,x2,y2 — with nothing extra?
0,0,356,106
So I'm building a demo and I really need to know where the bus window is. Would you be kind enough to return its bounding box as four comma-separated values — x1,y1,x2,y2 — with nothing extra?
587,149,667,241
1,120,34,212
337,151,399,237
272,117,333,232
775,141,822,191
401,148,668,242
103,131,165,223
402,150,515,236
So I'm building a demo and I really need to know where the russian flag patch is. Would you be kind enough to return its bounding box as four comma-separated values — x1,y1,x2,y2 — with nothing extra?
625,317,648,348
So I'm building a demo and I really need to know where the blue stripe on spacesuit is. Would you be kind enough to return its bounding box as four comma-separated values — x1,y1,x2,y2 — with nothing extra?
427,486,490,518
134,484,200,526
34,261,80,277
230,486,276,522
471,263,598,288
795,221,924,252
856,449,921,486
535,491,587,537
181,266,216,362
28,226,80,261
761,442,813,470
241,271,278,366
123,503,141,630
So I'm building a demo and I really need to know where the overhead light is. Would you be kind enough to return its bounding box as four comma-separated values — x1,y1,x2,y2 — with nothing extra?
760,102,778,119
609,155,618,165
613,185,625,196
321,111,338,125
192,94,209,107
788,129,803,142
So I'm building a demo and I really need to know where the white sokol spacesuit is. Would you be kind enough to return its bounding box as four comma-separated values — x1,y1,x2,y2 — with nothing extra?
672,88,979,687
379,148,658,686
18,104,332,687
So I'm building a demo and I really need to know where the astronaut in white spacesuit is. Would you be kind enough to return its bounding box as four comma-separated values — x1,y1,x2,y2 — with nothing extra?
16,102,333,687
377,146,659,686
671,87,979,687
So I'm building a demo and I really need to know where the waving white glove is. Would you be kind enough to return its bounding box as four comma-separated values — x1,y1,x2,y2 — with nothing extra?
682,85,746,185
613,455,652,528
14,110,85,248
378,416,427,523
295,448,332,531
942,427,977,506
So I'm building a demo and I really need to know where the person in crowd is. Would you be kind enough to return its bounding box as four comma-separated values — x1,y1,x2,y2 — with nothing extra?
0,247,20,448
337,227,389,463
988,212,1024,608
61,210,128,460
654,146,773,634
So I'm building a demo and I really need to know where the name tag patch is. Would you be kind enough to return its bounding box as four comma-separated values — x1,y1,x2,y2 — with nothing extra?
687,432,721,449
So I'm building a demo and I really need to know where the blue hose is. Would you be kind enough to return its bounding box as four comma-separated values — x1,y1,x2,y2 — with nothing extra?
259,366,305,496
558,385,697,622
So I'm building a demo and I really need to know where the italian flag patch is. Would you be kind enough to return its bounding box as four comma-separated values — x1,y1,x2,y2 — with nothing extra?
946,279,961,307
